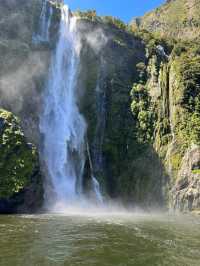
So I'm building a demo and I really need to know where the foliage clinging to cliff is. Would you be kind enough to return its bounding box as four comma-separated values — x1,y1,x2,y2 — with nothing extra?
132,0,200,41
0,110,38,198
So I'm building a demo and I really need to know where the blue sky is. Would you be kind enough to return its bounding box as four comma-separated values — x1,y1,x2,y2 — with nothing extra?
65,0,165,22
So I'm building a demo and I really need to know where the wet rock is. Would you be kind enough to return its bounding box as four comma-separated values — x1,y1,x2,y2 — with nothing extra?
171,147,200,212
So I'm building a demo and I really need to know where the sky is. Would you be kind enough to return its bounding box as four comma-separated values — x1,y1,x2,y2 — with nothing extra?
65,0,165,23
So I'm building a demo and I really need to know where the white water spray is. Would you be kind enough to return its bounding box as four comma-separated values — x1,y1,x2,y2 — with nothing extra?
40,4,102,209
92,176,104,204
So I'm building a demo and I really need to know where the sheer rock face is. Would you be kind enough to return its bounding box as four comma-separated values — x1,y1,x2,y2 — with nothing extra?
0,0,199,213
76,19,155,204
0,0,51,146
171,147,200,212
131,0,200,41
127,0,200,213
0,0,48,213
132,45,200,212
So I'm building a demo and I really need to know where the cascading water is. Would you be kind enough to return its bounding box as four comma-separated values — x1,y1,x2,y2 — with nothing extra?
40,4,103,209
39,0,52,41
92,58,107,174
33,0,52,43
40,5,86,206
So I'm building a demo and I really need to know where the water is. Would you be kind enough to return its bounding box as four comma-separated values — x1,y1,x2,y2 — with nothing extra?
92,176,104,204
39,0,52,41
40,5,86,206
33,0,52,43
40,5,102,208
0,213,200,266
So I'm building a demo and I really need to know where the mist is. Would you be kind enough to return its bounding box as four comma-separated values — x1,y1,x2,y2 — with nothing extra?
0,52,48,113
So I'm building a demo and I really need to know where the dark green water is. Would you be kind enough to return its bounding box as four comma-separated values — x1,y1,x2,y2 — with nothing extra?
0,212,200,266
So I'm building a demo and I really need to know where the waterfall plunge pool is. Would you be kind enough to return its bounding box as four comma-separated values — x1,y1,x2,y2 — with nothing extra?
0,212,200,266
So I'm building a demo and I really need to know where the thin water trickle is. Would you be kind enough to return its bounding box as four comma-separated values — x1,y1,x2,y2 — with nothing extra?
92,176,104,204
33,0,52,43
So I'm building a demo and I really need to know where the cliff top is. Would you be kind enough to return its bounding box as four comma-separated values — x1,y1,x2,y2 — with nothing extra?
131,0,200,41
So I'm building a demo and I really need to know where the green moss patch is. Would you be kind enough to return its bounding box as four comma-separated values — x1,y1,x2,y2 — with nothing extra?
192,169,200,175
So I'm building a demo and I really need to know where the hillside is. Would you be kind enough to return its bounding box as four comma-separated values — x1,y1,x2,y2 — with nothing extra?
132,0,200,40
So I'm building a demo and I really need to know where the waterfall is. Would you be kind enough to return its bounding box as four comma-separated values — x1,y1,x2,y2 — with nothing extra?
92,176,104,204
92,59,107,174
39,0,52,41
40,4,103,209
33,0,52,43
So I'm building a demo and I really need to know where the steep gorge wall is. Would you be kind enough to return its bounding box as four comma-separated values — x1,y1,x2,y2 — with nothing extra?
0,0,50,212
131,42,200,212
72,2,200,212
128,0,200,212
0,0,48,144
76,16,168,208
0,0,199,213
0,1,164,210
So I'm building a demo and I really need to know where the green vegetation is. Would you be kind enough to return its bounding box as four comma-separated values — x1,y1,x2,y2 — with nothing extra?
132,29,175,56
74,10,98,21
172,49,200,146
1,0,200,212
132,0,200,41
131,83,155,143
192,169,200,175
102,16,127,31
74,10,128,31
0,109,38,198
127,18,200,210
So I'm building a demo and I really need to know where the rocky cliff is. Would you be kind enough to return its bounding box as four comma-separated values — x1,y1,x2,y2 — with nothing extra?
0,0,199,213
131,0,200,41
0,0,49,212
129,0,200,212
131,39,200,212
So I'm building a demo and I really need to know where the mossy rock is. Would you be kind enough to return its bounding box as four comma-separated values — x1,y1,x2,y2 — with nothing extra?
0,109,38,199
